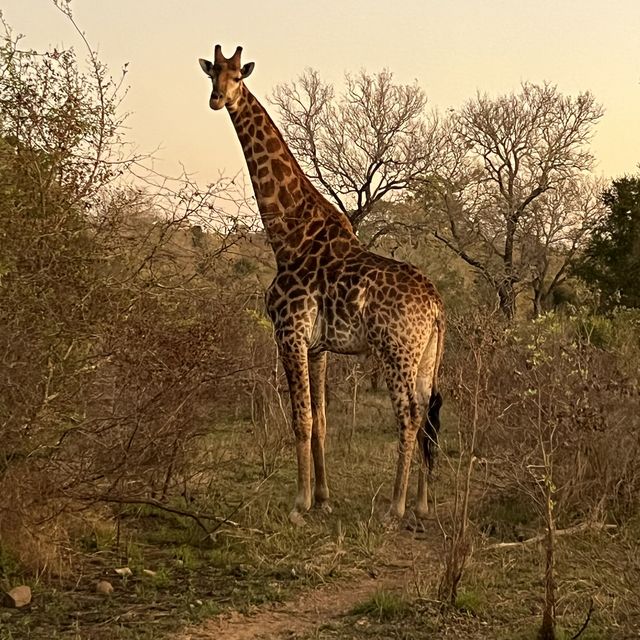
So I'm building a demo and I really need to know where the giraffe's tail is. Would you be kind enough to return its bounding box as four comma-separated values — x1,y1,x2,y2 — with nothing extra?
422,389,443,472
421,311,445,472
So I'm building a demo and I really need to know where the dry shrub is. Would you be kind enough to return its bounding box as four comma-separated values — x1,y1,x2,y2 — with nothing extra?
0,183,271,570
0,27,277,572
443,309,640,532
0,463,75,575
439,307,639,636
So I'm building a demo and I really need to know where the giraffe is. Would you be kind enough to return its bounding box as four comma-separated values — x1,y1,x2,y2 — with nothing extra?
199,45,445,526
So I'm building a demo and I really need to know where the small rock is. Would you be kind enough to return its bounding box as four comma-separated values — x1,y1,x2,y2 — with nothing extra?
114,567,132,577
96,580,114,596
142,569,157,577
2,585,31,608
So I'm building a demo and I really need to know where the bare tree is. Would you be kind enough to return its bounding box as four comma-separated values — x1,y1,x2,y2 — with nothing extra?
429,82,603,319
521,176,606,315
271,68,438,232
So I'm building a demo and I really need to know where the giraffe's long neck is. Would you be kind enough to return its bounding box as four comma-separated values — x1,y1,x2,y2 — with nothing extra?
227,86,357,264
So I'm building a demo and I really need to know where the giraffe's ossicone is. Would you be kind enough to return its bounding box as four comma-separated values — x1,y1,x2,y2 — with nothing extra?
199,45,445,526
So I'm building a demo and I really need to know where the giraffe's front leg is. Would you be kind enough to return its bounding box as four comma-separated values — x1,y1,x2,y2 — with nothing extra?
309,352,331,513
280,346,313,526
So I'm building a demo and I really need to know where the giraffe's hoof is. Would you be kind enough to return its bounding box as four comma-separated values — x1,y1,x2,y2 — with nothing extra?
288,510,307,527
414,508,430,521
382,510,403,531
315,501,333,515
404,511,428,533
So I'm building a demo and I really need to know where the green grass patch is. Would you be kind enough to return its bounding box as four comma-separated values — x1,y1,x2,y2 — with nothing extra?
350,589,411,622
455,588,484,615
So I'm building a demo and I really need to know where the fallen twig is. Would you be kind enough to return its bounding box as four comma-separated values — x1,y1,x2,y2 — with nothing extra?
80,494,225,534
571,597,594,640
484,521,617,551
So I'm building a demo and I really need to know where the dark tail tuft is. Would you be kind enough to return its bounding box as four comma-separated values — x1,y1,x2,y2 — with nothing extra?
422,391,443,472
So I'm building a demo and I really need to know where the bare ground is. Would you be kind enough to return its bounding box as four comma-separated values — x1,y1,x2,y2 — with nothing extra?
174,527,439,640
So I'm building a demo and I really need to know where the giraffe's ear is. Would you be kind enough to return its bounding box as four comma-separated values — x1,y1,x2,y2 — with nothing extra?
241,62,255,79
199,58,214,76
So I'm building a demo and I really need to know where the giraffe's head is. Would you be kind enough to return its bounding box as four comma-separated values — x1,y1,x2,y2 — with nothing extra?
199,45,255,111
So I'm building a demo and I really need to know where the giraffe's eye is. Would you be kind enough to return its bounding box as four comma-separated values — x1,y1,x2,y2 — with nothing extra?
234,77,242,83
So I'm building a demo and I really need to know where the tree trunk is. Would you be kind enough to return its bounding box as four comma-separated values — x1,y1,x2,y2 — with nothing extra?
498,280,516,320
532,281,544,318
500,218,518,320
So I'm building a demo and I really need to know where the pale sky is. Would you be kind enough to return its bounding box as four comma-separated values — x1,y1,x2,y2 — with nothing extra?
3,0,639,186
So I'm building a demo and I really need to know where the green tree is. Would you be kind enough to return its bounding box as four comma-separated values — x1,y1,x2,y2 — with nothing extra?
574,175,640,309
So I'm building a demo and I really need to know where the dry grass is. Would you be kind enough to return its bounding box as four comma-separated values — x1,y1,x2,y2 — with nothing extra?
0,393,398,639
2,386,640,639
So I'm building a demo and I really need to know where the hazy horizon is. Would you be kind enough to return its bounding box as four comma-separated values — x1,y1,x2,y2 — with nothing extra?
3,0,639,187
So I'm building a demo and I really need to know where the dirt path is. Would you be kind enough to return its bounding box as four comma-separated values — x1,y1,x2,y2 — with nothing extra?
174,529,440,640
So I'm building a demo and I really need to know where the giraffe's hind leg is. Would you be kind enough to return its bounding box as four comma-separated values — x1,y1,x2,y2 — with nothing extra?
381,356,420,523
309,352,331,512
415,329,441,519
